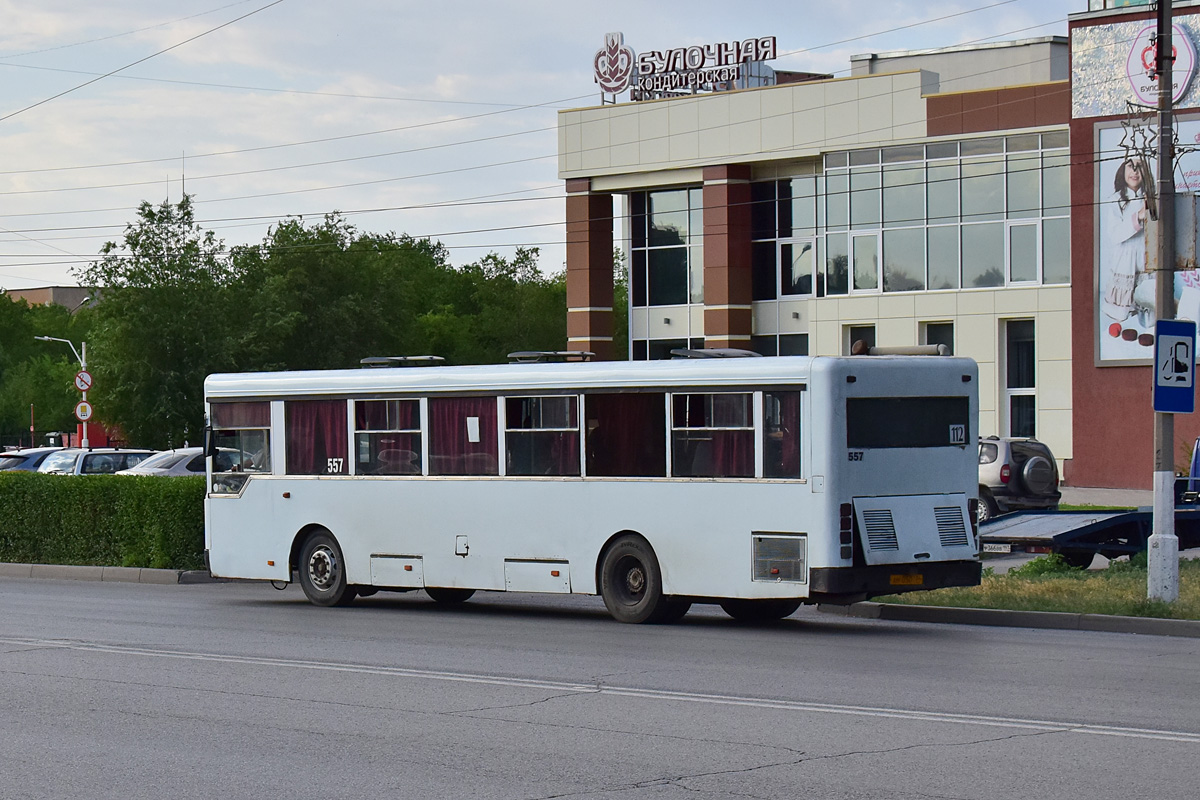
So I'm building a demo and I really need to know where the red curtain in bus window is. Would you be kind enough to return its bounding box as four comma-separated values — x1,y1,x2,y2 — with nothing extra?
210,401,269,428
429,397,498,475
764,391,801,478
586,393,666,477
285,400,348,475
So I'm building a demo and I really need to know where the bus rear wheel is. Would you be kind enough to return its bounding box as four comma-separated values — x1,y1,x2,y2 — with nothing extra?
298,530,356,607
719,598,802,622
426,587,475,604
599,535,687,624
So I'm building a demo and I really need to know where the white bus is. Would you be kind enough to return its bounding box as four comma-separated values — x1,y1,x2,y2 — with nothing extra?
204,353,981,623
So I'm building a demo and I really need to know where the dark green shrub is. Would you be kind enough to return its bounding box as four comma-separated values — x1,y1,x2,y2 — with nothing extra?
0,472,204,570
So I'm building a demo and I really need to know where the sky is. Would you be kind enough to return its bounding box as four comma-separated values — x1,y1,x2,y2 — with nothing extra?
0,0,1084,290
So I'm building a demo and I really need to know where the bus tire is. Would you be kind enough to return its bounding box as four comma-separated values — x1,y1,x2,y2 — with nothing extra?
719,598,802,622
426,587,475,604
298,530,356,607
599,535,680,624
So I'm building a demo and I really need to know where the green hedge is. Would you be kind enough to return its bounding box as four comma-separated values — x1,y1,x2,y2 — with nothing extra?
0,472,205,570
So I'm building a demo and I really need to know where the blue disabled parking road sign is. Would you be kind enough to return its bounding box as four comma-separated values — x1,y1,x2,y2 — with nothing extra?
1154,319,1197,414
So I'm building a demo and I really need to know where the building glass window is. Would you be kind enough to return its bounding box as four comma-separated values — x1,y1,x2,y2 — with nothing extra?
852,234,879,291
883,228,925,292
630,188,704,308
1005,319,1036,437
846,325,876,354
922,322,954,354
962,223,1004,288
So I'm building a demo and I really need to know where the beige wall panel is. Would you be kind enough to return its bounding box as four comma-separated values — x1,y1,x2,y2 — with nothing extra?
669,130,699,162
778,300,807,332
698,124,731,159
640,133,671,167
878,294,916,319
836,295,881,322
580,143,612,171
809,297,838,322
813,320,841,355
760,85,793,119
761,112,795,154
1035,309,1072,361
824,80,861,150
1037,408,1073,463
956,313,998,364
994,287,1039,313
690,304,706,335
611,143,640,166
728,120,761,157
647,305,690,339
876,318,913,347
630,307,649,340
857,77,894,141
640,105,670,140
1037,285,1071,312
792,103,827,154
610,112,640,147
1037,359,1072,411
979,408,999,440
956,289,997,315
914,292,959,317
668,99,700,134
753,302,779,335
698,94,731,130
560,122,582,173
729,88,762,125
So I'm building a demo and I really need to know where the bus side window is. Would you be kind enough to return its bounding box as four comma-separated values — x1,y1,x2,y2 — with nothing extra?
764,391,801,478
355,399,421,475
505,396,580,476
210,401,272,493
584,393,666,477
671,393,754,478
429,397,499,476
284,399,349,475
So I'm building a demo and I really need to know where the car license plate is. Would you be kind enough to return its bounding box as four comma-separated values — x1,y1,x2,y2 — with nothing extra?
982,543,1012,553
889,574,923,586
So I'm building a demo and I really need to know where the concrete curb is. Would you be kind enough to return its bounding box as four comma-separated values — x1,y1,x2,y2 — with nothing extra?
0,562,219,585
818,602,1200,638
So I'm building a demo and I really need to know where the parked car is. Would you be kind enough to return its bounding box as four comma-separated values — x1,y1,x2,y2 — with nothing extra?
0,447,64,472
37,448,157,475
116,447,210,476
977,436,1061,522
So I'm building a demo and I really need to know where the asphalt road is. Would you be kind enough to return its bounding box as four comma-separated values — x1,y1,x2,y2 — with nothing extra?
1,578,1197,800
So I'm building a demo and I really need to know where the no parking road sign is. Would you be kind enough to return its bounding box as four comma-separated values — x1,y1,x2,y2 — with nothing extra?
1154,319,1197,414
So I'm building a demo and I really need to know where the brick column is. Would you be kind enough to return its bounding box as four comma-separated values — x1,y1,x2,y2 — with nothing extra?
702,165,753,349
565,179,615,360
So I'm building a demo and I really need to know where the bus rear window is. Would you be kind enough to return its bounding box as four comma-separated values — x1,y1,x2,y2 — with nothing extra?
846,397,969,448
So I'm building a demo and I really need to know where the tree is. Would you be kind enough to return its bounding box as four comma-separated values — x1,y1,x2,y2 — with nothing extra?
78,196,235,448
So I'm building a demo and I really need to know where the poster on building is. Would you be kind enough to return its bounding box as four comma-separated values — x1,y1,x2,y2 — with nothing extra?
1097,122,1200,363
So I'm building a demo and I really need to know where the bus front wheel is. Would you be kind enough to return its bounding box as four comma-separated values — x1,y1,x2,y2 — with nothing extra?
719,598,802,622
599,535,689,624
298,530,356,607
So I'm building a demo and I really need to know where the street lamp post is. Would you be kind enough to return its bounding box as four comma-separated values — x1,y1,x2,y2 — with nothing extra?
33,335,89,448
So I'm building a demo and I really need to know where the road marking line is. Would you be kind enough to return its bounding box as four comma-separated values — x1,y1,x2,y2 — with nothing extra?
3,636,1198,743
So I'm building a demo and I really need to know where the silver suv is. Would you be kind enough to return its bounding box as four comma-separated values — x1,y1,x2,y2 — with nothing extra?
977,436,1061,522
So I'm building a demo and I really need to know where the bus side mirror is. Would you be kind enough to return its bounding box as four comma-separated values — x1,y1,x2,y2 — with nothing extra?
204,426,217,458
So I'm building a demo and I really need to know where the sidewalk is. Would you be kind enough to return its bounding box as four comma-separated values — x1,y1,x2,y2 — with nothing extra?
1059,485,1153,508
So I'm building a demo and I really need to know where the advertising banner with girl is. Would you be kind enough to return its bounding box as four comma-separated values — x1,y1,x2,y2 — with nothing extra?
1098,122,1200,363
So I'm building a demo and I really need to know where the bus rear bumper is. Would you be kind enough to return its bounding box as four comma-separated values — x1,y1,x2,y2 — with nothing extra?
808,560,982,605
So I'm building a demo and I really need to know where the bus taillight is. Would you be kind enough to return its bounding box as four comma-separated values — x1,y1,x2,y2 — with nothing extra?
839,502,854,560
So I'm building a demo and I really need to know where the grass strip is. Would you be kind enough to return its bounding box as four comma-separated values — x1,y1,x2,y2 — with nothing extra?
882,554,1200,620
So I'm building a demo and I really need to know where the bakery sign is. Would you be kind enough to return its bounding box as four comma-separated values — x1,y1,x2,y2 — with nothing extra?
594,32,777,101
1127,24,1196,105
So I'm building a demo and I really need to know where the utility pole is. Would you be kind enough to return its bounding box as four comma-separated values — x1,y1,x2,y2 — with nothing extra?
1150,0,1180,603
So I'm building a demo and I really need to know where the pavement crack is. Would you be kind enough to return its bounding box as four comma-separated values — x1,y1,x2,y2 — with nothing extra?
447,690,584,715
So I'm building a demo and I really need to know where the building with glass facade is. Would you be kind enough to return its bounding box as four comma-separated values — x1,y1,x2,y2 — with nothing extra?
561,36,1074,473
